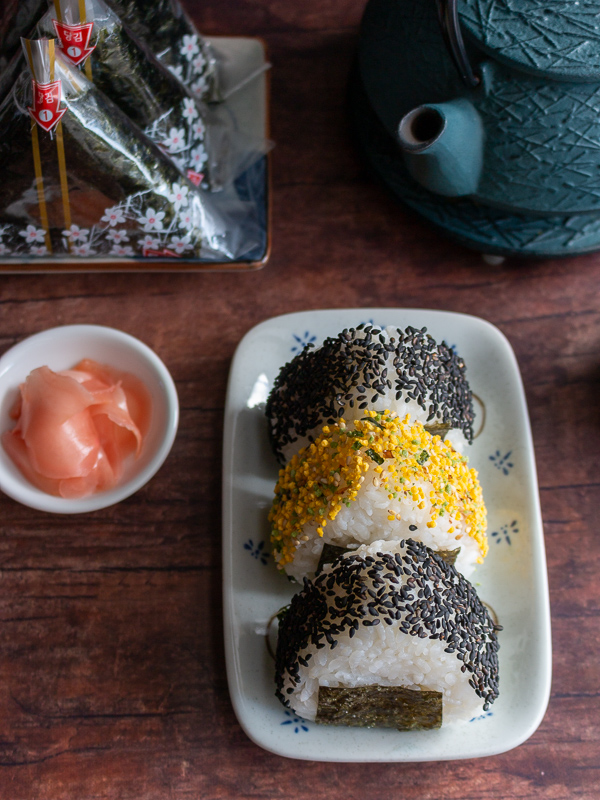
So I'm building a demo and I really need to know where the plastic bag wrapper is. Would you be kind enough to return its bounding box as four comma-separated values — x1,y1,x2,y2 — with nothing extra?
0,1,46,105
0,0,46,70
0,50,26,107
105,0,220,102
0,40,263,263
37,0,228,191
0,0,219,101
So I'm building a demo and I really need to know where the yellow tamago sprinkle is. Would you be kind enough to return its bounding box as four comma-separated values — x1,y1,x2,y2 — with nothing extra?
269,411,487,567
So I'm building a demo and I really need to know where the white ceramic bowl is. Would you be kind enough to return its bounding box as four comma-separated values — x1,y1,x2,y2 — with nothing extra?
0,325,179,513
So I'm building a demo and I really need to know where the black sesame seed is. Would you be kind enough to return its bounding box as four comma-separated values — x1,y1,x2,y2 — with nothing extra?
274,539,499,714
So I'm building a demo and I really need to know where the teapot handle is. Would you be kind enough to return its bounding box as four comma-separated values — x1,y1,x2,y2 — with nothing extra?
436,0,479,88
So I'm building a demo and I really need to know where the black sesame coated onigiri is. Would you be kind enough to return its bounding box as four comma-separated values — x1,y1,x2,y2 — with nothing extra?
275,539,500,729
266,324,475,463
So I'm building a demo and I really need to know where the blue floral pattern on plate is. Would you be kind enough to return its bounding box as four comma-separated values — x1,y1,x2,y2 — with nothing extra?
244,539,269,565
492,520,519,545
291,331,317,352
470,711,494,722
281,710,310,733
489,450,514,475
292,323,397,354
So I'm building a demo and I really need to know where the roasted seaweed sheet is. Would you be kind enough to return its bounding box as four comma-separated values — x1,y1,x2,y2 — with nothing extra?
437,546,461,566
37,0,219,190
0,0,218,101
424,423,452,440
106,0,219,100
317,686,443,730
0,0,46,68
316,543,353,574
0,51,231,261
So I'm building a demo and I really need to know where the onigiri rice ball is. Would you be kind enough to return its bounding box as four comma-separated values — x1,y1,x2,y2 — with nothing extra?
269,412,487,581
266,324,475,464
275,538,500,728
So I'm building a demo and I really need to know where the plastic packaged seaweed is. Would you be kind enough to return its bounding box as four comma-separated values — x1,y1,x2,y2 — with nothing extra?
103,0,220,101
37,0,229,191
0,39,259,263
0,0,46,70
1,0,219,100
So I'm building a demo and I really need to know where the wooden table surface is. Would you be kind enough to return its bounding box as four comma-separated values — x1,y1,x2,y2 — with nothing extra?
0,1,599,798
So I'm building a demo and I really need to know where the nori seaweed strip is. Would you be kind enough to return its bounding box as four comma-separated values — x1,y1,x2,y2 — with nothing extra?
317,686,442,730
437,546,461,566
316,543,353,574
0,52,229,260
424,423,451,440
37,1,218,190
105,0,219,101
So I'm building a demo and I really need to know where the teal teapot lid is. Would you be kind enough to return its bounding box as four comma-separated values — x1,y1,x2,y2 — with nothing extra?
459,0,600,81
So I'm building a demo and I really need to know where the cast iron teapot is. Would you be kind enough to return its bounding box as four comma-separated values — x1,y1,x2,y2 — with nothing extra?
352,0,600,256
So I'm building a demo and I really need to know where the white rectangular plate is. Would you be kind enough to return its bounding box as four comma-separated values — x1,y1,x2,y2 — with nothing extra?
222,309,551,761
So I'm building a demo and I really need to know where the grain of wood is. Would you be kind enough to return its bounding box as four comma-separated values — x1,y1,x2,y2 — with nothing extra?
0,0,598,797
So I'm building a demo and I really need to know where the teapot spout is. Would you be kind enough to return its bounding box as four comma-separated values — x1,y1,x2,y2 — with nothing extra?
397,99,483,197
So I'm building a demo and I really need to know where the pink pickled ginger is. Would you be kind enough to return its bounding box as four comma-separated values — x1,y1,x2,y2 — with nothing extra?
2,359,152,499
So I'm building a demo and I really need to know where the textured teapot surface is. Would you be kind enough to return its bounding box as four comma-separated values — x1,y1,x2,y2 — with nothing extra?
353,0,600,256
460,0,600,82
360,0,600,216
468,61,600,214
